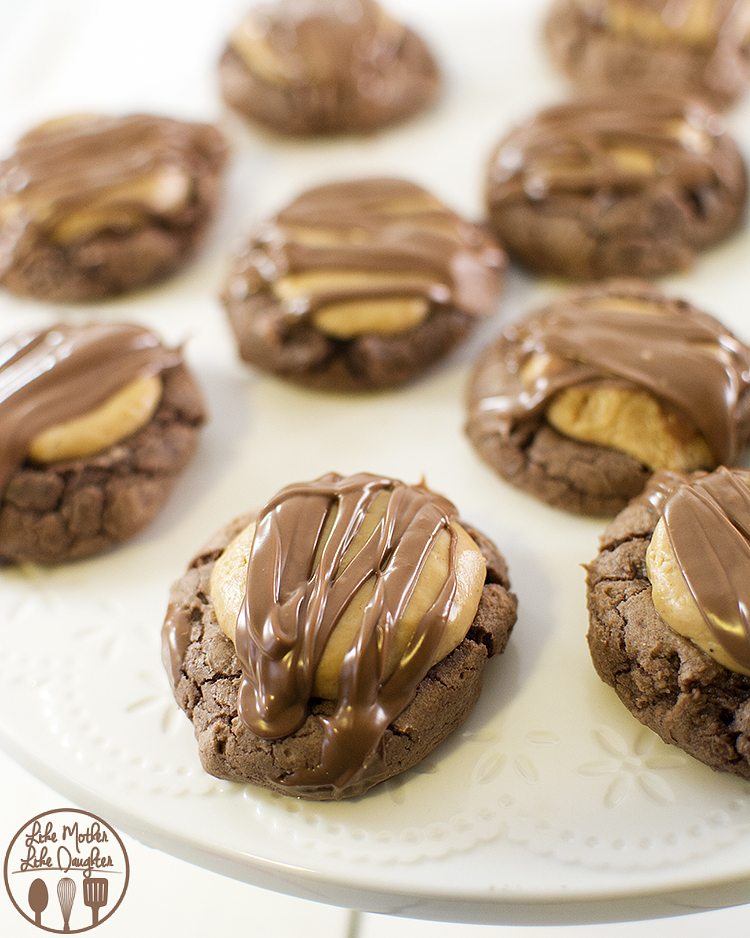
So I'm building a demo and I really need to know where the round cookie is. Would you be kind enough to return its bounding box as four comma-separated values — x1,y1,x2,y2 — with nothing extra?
466,280,750,516
0,323,205,564
587,467,750,779
223,178,506,390
163,472,518,800
218,0,440,135
0,114,226,302
545,0,750,109
485,93,747,279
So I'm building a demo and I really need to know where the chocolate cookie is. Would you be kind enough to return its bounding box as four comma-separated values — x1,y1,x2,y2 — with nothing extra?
163,472,517,800
219,0,440,135
485,93,747,279
545,0,750,109
466,281,750,516
0,114,226,302
223,178,506,390
587,468,750,779
0,323,205,564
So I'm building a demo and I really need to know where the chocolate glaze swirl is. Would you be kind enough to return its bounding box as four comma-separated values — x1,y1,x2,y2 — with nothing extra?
487,93,742,242
649,467,750,671
578,0,750,50
233,472,464,797
0,114,223,272
468,283,750,465
226,178,505,324
230,0,408,86
0,322,181,496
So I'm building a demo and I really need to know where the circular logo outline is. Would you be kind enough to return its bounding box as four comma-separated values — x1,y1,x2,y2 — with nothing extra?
4,808,130,933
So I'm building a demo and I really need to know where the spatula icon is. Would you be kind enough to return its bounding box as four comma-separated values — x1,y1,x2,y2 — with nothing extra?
83,875,108,927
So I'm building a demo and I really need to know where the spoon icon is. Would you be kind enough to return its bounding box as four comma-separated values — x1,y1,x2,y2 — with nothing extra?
28,877,48,927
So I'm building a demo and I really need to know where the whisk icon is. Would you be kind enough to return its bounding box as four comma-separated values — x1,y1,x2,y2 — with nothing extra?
57,877,76,933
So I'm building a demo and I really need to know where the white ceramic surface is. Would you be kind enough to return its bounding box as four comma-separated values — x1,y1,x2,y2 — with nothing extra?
1,0,749,925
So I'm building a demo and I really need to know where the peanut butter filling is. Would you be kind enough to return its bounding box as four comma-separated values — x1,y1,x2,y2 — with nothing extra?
0,114,220,272
50,168,191,244
0,323,181,495
646,468,750,675
576,0,750,50
546,384,713,472
210,494,485,700
469,282,750,472
606,0,723,48
488,94,727,208
229,0,406,88
28,375,162,464
226,178,505,339
207,472,487,796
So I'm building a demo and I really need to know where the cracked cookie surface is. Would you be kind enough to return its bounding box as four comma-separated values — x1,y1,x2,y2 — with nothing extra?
545,0,750,109
218,0,440,135
485,93,747,279
164,517,517,800
468,418,650,517
0,114,226,302
0,365,205,564
465,281,750,515
586,487,750,778
223,178,505,390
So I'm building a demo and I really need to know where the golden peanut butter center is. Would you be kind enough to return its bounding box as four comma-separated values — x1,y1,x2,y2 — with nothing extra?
601,0,720,48
268,188,453,339
273,270,431,338
530,293,713,472
546,384,713,472
230,1,398,86
209,492,487,700
28,375,163,464
51,167,191,244
230,15,294,85
647,512,750,676
526,120,709,194
0,162,191,244
0,114,193,244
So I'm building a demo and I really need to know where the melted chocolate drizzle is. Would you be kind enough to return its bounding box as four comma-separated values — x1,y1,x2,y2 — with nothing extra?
0,114,220,271
0,322,180,496
469,284,750,464
162,602,194,690
580,0,750,50
231,0,407,87
650,467,750,670
233,472,462,797
488,93,731,205
228,178,504,323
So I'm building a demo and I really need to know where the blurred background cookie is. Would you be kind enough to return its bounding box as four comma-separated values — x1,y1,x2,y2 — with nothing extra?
587,466,750,778
163,471,517,800
545,0,750,109
466,280,750,515
223,178,506,390
219,0,440,135
0,114,226,302
485,93,747,278
0,322,205,563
